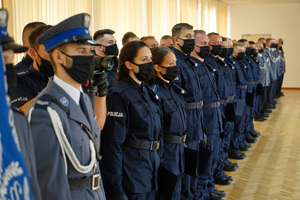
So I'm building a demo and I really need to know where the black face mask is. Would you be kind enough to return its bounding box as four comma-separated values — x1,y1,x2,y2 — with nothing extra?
263,43,266,48
159,65,179,81
236,52,245,61
227,47,234,56
195,45,210,59
178,37,195,54
245,47,251,55
60,51,95,84
131,61,154,81
104,43,119,56
210,45,222,56
5,64,17,97
279,47,283,51
258,49,264,54
273,44,278,49
35,51,54,77
250,48,257,55
219,48,228,58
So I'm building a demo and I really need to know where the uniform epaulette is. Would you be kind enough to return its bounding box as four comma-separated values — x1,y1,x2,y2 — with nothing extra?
34,94,70,114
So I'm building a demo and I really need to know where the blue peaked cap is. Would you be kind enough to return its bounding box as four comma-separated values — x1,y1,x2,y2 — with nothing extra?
37,13,98,52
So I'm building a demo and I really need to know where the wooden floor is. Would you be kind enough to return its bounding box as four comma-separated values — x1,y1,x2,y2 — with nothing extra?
217,89,300,200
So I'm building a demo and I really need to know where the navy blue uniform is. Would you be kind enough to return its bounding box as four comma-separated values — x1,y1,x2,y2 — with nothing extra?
191,57,222,200
172,48,203,200
101,77,162,199
224,57,238,155
14,54,33,74
204,55,229,189
230,57,248,149
242,56,255,140
152,77,186,200
245,55,260,135
11,65,48,108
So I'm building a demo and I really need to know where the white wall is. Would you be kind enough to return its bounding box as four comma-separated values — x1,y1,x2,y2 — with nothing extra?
229,3,300,88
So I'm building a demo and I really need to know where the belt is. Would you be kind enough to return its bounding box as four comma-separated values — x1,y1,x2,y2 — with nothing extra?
164,134,186,144
236,85,247,89
219,99,229,105
185,101,203,109
123,138,160,151
203,101,220,108
247,81,257,85
68,173,101,191
228,95,235,101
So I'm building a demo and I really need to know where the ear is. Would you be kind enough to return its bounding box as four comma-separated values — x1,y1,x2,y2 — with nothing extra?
154,64,161,72
28,48,38,60
52,49,64,65
125,61,133,70
173,36,179,44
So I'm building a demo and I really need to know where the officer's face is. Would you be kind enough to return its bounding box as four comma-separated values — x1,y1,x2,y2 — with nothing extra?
160,38,174,48
233,46,245,57
64,44,93,56
227,40,233,48
209,35,222,50
129,46,152,74
36,44,50,65
243,41,249,48
175,29,194,47
222,41,228,48
194,33,209,52
144,38,158,49
156,52,177,75
96,34,116,56
257,43,263,52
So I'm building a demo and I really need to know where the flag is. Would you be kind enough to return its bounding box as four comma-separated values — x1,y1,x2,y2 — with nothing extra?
0,47,32,199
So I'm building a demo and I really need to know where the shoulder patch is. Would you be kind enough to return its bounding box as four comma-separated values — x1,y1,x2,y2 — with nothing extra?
59,96,70,108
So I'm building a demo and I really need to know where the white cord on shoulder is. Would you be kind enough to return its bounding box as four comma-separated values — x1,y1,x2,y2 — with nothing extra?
47,107,96,174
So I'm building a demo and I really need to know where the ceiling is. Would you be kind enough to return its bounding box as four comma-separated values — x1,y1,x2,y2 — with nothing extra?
218,0,300,5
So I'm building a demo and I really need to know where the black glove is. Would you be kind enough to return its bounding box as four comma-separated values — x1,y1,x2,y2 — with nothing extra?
94,72,109,97
200,133,207,148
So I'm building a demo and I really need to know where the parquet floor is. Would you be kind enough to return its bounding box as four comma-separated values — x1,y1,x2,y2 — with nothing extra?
217,89,300,200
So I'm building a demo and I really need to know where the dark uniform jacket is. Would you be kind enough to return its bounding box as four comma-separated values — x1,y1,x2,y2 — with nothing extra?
28,79,106,200
172,48,204,144
152,77,186,175
101,77,162,198
11,65,48,108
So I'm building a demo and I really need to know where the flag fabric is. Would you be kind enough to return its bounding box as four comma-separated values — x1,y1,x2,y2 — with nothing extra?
0,47,32,199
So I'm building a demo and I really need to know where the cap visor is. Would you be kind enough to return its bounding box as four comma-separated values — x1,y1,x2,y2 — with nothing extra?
7,43,28,53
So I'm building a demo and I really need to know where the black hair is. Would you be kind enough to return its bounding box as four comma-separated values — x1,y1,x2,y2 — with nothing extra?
117,40,147,83
93,29,115,41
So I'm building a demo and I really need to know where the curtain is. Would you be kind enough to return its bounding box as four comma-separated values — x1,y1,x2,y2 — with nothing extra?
4,0,227,64
179,0,200,29
201,0,227,36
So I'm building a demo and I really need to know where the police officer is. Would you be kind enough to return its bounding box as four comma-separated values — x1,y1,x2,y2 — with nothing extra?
141,36,159,49
14,21,46,73
255,42,271,122
151,46,186,200
0,8,42,200
28,13,106,199
227,42,247,160
190,30,225,200
10,25,53,113
171,23,204,200
159,35,174,48
100,41,161,200
276,38,285,97
264,38,278,110
121,32,140,46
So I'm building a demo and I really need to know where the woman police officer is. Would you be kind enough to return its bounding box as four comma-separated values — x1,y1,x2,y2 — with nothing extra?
151,47,187,200
100,41,162,200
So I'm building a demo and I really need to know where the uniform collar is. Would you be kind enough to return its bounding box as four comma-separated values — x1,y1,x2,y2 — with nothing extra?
53,75,83,105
